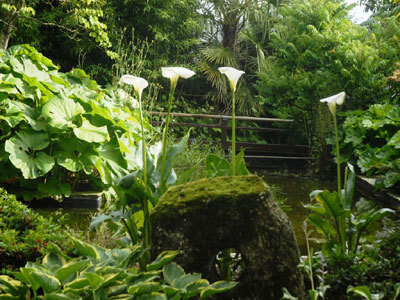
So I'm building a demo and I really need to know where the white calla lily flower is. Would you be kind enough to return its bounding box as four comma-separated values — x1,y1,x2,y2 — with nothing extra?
218,67,245,92
119,74,148,99
320,92,345,116
161,67,195,87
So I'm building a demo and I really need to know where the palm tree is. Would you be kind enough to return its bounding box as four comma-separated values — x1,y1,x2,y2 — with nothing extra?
198,0,284,115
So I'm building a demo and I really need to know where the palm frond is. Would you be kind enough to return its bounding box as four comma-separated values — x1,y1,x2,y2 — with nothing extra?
198,60,228,93
200,46,239,67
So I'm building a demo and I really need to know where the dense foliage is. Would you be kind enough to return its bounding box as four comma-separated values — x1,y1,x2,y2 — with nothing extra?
0,235,236,299
3,0,203,85
256,0,400,166
0,0,114,58
304,219,400,299
1,0,400,298
0,188,71,271
0,45,149,200
335,104,400,190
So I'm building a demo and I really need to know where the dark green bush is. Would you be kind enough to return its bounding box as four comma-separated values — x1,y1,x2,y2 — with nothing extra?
0,188,71,271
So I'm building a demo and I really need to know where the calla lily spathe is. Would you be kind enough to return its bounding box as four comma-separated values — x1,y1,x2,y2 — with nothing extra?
218,67,245,92
320,92,345,116
119,74,148,99
161,67,195,87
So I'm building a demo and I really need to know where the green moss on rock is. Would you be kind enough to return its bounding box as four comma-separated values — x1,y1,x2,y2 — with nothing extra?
151,175,304,299
155,175,266,215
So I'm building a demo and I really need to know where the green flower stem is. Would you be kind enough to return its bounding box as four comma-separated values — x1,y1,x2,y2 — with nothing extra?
231,92,236,176
333,113,341,198
333,113,346,253
138,97,147,186
138,92,150,268
160,83,176,194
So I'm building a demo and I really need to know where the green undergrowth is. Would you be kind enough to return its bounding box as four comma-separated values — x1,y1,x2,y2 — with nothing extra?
0,188,72,272
310,218,400,299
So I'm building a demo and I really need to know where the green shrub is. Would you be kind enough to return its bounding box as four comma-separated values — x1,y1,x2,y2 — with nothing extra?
0,188,71,271
333,104,400,190
256,0,400,168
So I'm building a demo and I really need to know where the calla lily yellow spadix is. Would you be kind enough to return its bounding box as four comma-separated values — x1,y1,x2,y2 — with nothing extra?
218,67,245,92
119,74,149,100
320,91,345,116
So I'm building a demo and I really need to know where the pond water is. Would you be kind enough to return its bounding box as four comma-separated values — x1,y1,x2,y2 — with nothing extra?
36,174,340,254
260,173,337,254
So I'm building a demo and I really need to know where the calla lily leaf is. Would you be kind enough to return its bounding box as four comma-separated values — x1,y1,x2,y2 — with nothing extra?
155,130,191,188
42,95,85,130
313,190,347,218
205,154,231,178
73,119,108,143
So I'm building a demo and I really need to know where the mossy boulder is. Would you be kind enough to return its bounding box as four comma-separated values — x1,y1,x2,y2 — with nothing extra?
151,175,304,299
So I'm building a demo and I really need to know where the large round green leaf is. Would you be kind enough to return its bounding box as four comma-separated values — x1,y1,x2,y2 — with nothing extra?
42,95,85,130
6,130,49,152
0,99,25,128
5,100,47,131
10,56,50,82
95,138,127,184
53,138,98,173
5,130,54,179
73,119,108,143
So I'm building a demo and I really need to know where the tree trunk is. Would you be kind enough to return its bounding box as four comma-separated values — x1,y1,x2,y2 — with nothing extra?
0,25,13,50
0,1,23,50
